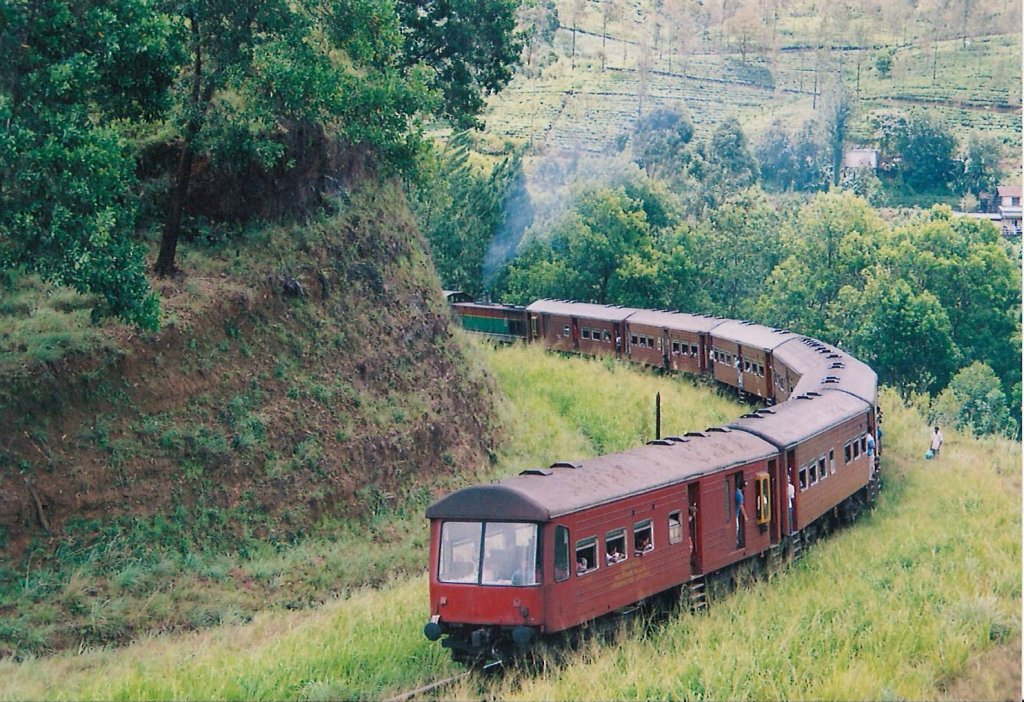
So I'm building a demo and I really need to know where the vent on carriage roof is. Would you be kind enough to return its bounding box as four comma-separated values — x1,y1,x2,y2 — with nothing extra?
646,439,674,446
758,408,776,414
806,391,822,396
684,431,707,438
828,353,841,359
549,461,581,469
830,362,846,369
707,427,732,433
520,468,552,476
740,413,762,419
822,378,840,384
663,435,689,442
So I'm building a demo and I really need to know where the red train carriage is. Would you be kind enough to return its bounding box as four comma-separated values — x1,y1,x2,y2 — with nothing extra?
729,390,876,533
707,320,794,401
525,300,637,356
424,430,781,661
623,310,724,375
429,298,882,664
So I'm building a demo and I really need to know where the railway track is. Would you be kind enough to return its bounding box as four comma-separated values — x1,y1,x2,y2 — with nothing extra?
385,659,503,702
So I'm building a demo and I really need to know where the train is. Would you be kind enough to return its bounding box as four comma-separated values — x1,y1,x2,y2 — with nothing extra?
425,295,882,663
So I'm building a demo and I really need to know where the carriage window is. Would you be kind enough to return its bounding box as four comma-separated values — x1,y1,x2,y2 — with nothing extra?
844,442,852,463
673,341,680,354
691,345,699,356
631,335,639,345
605,528,627,565
818,456,827,481
576,537,598,575
554,526,570,582
799,466,808,491
481,522,540,586
603,330,611,342
563,325,570,337
439,521,481,583
810,462,818,485
668,511,683,544
657,338,662,351
860,436,867,455
829,449,836,474
582,328,591,340
853,440,861,459
633,519,654,554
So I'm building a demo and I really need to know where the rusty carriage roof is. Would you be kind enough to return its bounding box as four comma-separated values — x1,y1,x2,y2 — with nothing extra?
773,337,878,406
425,430,777,522
624,309,727,333
709,319,795,351
525,299,640,322
728,389,871,450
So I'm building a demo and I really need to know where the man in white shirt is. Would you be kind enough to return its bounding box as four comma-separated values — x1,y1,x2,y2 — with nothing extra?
930,426,943,458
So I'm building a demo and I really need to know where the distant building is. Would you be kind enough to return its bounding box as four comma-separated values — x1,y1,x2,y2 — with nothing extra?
842,147,879,171
996,185,1022,238
955,184,1022,238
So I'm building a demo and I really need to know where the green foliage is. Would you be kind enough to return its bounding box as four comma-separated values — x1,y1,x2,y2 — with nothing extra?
630,107,695,180
691,117,760,207
496,179,698,309
694,187,783,318
834,271,958,395
933,362,1012,437
0,0,178,327
957,134,1004,198
879,114,959,193
755,119,828,193
412,136,531,295
875,48,895,77
395,0,522,129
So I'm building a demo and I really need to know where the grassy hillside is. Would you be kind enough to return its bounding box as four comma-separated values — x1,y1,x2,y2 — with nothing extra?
479,1,1021,157
0,345,1018,701
0,183,502,656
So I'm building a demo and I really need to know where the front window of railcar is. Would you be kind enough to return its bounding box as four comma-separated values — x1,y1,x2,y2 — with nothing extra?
438,521,539,586
439,521,482,583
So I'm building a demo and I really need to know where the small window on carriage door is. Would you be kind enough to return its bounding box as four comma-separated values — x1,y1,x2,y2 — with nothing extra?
668,511,683,544
563,325,570,337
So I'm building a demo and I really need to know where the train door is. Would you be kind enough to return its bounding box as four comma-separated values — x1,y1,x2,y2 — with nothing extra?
786,449,797,533
687,483,701,574
614,323,623,355
764,352,776,404
661,329,671,369
571,317,580,349
767,459,781,544
698,334,709,373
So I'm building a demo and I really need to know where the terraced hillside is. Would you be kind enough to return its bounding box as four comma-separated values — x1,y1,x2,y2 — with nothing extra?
479,0,1021,155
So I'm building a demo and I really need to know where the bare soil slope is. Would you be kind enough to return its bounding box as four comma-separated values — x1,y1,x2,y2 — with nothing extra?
0,183,501,557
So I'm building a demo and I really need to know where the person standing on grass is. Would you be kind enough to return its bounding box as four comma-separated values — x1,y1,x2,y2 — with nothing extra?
930,426,943,458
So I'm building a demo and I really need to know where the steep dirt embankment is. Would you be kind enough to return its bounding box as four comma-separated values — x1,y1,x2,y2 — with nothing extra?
0,183,501,555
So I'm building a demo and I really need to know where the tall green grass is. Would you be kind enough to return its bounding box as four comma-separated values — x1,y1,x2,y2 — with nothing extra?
0,352,1018,701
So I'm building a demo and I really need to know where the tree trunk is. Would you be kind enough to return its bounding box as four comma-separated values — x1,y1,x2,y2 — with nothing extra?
155,15,206,277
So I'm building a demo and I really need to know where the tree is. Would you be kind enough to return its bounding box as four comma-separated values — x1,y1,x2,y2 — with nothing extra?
153,0,521,276
889,116,958,193
822,77,854,187
756,191,887,338
630,107,696,179
874,48,894,78
693,117,759,207
397,0,521,125
495,181,699,309
832,271,958,397
1,0,180,326
933,362,1011,437
957,134,1004,198
694,188,782,318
